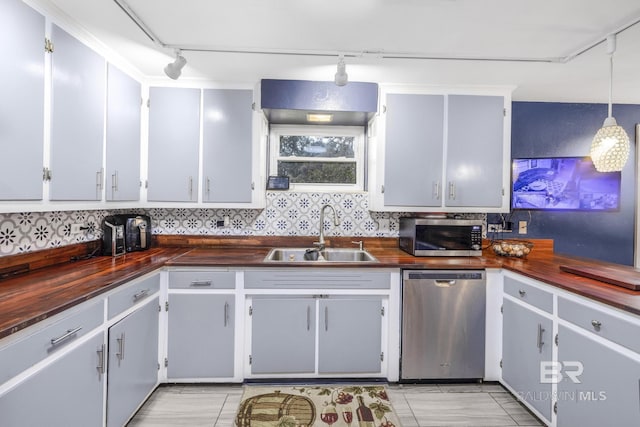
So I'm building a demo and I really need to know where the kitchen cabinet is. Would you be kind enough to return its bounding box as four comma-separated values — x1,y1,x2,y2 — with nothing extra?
556,324,640,427
167,294,235,378
370,88,511,212
0,0,45,201
0,332,106,427
250,297,316,374
501,297,553,422
147,87,201,202
105,63,141,201
106,297,159,427
318,298,383,374
49,24,105,201
202,89,254,203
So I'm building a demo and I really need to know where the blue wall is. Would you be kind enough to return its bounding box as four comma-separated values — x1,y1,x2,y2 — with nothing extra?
489,102,639,265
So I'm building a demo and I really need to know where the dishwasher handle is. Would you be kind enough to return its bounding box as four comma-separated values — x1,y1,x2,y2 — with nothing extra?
434,280,456,287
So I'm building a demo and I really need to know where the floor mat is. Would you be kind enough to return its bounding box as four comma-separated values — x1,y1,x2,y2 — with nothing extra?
235,384,401,427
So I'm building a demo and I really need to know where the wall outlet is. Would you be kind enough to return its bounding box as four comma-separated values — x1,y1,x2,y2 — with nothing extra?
519,221,528,234
70,224,84,234
378,218,390,231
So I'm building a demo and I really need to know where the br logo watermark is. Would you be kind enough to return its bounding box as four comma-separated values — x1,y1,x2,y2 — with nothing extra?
540,361,584,384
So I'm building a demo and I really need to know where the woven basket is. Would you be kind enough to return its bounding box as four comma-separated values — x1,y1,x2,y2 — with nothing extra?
492,240,533,258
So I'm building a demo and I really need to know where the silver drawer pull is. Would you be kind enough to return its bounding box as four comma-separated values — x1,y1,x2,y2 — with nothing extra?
50,326,82,346
519,290,526,297
190,280,212,287
591,320,602,329
133,289,150,302
224,302,229,327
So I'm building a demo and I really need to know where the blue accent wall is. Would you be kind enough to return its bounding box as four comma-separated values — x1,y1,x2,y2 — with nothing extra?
490,102,639,265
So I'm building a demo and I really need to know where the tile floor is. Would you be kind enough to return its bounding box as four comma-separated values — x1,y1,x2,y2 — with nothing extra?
127,382,544,427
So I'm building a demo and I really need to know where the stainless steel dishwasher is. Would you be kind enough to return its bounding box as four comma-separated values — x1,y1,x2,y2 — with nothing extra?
401,270,486,380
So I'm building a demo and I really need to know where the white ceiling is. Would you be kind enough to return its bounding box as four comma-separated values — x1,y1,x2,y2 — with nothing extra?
32,0,640,103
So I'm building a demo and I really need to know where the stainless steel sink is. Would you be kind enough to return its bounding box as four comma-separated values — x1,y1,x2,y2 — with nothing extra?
264,247,378,263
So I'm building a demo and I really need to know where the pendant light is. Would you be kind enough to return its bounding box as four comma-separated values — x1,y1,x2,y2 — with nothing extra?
589,34,630,172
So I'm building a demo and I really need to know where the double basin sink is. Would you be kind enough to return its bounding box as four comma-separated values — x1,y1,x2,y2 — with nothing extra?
264,247,378,263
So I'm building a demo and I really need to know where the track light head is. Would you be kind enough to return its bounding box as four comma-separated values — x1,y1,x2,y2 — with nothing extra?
164,50,187,80
334,55,348,86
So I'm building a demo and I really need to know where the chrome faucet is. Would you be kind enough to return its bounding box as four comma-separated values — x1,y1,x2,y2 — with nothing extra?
314,204,339,250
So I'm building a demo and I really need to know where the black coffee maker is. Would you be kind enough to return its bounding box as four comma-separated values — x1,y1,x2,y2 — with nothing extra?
102,215,126,257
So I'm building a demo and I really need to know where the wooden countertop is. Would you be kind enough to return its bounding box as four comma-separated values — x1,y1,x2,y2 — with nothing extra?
1,236,640,340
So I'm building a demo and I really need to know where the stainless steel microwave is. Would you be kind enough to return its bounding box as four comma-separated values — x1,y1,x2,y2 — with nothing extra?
399,217,483,256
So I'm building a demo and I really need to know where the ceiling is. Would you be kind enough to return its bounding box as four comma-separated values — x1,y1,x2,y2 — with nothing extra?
31,0,640,103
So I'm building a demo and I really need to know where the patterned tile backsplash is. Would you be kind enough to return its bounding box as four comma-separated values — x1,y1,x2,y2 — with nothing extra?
0,192,485,256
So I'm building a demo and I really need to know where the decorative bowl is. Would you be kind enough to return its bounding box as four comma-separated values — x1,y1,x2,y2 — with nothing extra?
492,240,533,258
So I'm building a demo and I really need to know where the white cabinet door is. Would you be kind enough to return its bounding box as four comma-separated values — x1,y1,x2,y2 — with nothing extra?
556,326,640,426
0,333,105,427
382,94,444,207
107,298,159,427
502,298,553,422
167,293,235,378
318,298,383,374
106,63,141,201
202,89,253,203
446,95,505,207
49,25,105,201
0,0,44,201
147,87,200,202
250,298,316,374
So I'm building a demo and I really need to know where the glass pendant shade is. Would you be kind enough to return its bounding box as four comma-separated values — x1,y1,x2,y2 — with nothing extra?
590,117,630,172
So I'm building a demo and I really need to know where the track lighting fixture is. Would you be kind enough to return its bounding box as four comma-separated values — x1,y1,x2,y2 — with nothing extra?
334,55,348,86
589,34,630,172
164,49,187,80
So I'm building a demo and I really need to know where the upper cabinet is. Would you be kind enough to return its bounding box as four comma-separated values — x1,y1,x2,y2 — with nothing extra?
147,87,201,202
202,89,253,203
105,64,141,202
369,87,512,212
49,25,106,201
0,0,45,201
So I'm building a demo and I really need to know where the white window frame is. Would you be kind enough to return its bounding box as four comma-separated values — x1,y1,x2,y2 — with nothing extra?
269,124,365,192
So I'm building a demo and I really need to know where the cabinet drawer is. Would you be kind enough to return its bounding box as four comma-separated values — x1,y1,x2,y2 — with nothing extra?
168,270,235,289
504,276,553,313
108,273,160,319
558,296,640,354
0,299,103,385
244,269,390,289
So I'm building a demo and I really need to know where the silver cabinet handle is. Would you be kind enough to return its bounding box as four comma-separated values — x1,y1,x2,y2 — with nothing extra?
96,344,106,375
224,301,229,327
133,289,149,302
537,323,545,353
307,306,311,331
325,306,329,331
591,320,602,330
96,168,103,191
449,181,455,200
50,326,82,346
206,177,211,199
116,332,125,363
190,280,212,287
111,170,119,193
519,290,526,297
433,181,440,200
188,176,193,200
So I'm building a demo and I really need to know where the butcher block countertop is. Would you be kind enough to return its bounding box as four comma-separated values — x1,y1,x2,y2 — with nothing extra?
1,235,640,339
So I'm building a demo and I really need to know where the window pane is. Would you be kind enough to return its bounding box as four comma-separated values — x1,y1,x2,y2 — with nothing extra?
279,135,355,158
278,161,356,184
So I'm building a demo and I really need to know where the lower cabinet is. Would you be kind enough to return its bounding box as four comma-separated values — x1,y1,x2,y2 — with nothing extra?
556,325,640,426
167,293,235,378
107,297,159,427
249,296,384,376
318,298,383,374
0,332,105,426
502,298,553,422
250,297,316,374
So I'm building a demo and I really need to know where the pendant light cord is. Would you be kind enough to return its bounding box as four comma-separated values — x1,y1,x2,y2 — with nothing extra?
608,54,613,119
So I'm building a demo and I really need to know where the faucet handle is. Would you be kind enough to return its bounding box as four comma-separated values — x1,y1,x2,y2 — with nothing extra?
351,240,364,250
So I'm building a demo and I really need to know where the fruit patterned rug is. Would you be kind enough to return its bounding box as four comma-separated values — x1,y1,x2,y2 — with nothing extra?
235,384,401,427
